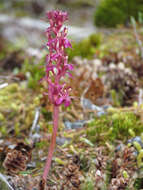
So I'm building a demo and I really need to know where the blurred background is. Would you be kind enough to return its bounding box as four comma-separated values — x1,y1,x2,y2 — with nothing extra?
0,0,98,48
0,0,143,49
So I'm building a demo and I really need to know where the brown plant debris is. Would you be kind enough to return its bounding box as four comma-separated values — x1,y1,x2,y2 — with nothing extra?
3,142,32,175
109,146,137,190
61,155,81,190
84,78,104,104
105,65,139,106
0,50,24,71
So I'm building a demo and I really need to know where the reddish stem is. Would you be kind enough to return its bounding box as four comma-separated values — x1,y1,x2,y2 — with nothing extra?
42,105,59,182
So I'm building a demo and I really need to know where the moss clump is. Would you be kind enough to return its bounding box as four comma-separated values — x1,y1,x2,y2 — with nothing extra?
137,149,143,167
22,58,45,89
86,112,143,144
0,83,21,109
0,83,39,137
67,33,102,60
0,113,5,121
0,83,19,94
94,0,143,27
41,108,52,121
134,178,143,189
81,177,94,190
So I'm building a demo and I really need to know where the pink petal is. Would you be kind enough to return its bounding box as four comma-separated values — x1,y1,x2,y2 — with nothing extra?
66,64,74,70
56,97,64,105
64,39,72,48
64,98,71,107
66,72,72,78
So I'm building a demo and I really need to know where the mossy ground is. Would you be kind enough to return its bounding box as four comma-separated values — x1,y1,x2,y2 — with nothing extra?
0,27,143,189
0,82,143,189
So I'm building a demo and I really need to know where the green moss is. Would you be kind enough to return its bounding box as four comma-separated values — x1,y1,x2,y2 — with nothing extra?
137,149,143,167
0,113,5,121
86,112,143,144
110,89,121,107
67,33,102,60
134,178,143,189
0,84,20,109
41,108,52,121
94,0,143,27
14,123,20,136
35,141,49,149
0,126,7,136
133,141,142,152
0,83,41,137
1,83,19,94
81,177,94,190
123,170,129,179
22,57,45,89
79,154,91,172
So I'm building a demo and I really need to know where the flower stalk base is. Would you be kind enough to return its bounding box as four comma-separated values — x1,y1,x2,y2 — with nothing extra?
42,105,59,184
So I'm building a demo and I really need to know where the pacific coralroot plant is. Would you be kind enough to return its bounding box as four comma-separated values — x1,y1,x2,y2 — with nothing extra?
41,10,73,187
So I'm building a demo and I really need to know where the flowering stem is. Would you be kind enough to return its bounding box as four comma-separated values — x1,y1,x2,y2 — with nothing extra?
40,11,73,189
42,105,59,182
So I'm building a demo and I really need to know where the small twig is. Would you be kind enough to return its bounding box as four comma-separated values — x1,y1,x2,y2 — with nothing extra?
0,75,20,82
0,83,8,89
80,85,90,112
29,107,40,137
0,76,10,79
138,89,143,106
0,173,14,190
131,17,143,59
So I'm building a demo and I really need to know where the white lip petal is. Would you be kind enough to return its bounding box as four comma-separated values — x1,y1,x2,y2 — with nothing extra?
53,67,58,75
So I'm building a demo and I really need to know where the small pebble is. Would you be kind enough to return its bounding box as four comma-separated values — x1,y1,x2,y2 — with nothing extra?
132,151,138,157
27,162,36,169
64,120,86,130
56,137,71,146
82,98,103,112
102,105,111,110
97,111,105,117
115,144,124,152
128,136,143,148
31,133,41,143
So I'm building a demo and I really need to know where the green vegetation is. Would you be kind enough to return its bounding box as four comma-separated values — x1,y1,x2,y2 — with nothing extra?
86,111,143,143
94,0,143,27
67,33,102,59
134,178,143,189
22,57,45,89
81,177,94,190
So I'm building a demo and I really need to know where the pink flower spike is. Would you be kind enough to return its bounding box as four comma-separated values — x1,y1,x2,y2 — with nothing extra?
42,10,73,186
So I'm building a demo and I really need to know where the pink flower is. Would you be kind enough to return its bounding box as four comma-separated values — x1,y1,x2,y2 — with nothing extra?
44,10,73,107
47,82,71,107
46,11,68,31
42,10,74,183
